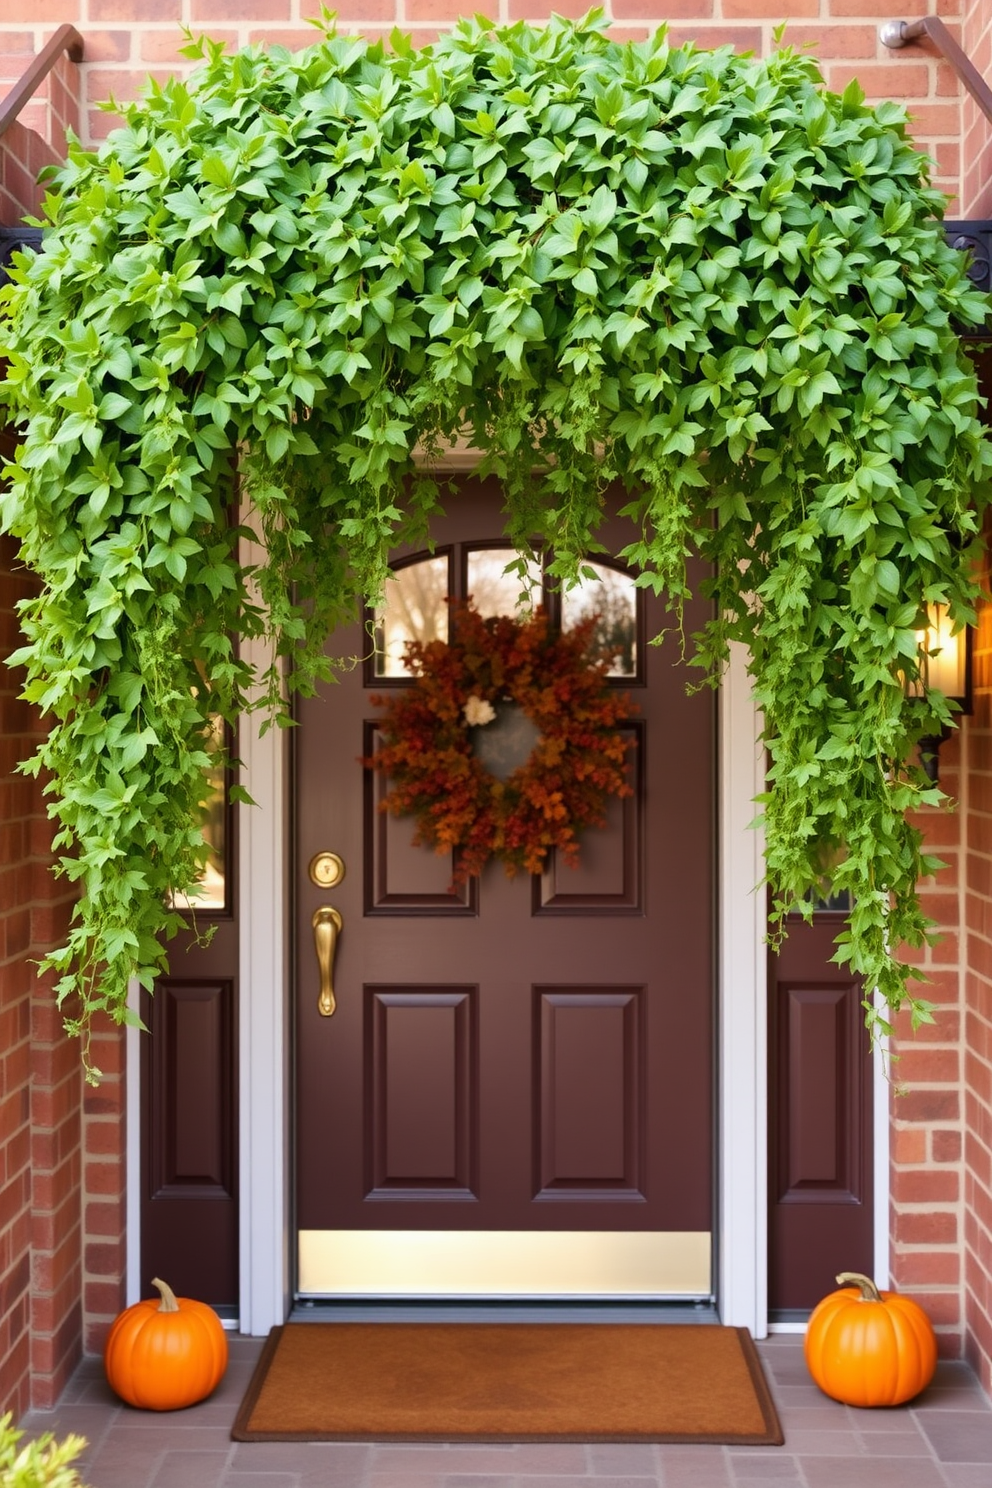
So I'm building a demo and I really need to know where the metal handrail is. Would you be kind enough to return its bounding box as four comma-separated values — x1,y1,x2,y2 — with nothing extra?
881,17,992,129
0,23,83,140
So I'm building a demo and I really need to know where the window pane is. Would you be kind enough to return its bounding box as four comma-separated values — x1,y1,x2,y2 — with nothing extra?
174,717,227,913
810,889,852,914
561,562,638,677
467,548,542,618
373,555,450,677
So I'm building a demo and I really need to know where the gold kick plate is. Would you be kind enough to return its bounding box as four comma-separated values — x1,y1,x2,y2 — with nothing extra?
299,1230,712,1298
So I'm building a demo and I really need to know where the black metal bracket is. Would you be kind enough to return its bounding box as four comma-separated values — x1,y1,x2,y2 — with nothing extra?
945,221,992,292
0,225,42,286
943,222,992,341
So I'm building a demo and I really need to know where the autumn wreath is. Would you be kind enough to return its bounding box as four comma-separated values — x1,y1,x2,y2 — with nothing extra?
366,602,635,882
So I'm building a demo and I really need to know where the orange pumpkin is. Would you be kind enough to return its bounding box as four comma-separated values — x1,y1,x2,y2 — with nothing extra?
804,1271,937,1407
104,1277,228,1410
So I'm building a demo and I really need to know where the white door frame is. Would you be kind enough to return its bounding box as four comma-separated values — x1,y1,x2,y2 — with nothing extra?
125,493,771,1334
232,655,771,1339
718,645,768,1333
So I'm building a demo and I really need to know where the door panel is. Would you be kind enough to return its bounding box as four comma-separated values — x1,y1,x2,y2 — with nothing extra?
366,986,477,1198
536,724,643,912
141,941,238,1306
141,753,238,1308
294,478,714,1294
536,987,643,1197
768,910,874,1313
364,722,478,914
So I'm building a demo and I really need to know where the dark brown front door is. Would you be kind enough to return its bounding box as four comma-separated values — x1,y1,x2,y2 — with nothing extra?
294,479,714,1296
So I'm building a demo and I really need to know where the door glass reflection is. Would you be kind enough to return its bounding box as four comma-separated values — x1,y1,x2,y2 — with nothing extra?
561,562,638,677
467,548,542,618
373,555,450,677
172,716,227,913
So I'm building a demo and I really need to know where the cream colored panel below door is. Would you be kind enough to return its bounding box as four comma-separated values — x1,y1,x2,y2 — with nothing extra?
299,1231,711,1299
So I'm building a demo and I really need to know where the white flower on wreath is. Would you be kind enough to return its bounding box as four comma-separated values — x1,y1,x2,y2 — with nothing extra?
463,695,496,727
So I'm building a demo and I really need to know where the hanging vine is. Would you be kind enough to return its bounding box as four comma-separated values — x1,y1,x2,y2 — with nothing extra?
1,10,991,1076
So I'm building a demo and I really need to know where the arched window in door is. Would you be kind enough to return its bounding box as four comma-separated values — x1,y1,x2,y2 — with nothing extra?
371,547,639,684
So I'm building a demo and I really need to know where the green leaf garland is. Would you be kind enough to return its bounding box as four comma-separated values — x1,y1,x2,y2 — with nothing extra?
1,10,991,1074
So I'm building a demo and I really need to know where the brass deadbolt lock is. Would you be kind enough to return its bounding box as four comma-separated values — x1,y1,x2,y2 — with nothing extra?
308,851,346,889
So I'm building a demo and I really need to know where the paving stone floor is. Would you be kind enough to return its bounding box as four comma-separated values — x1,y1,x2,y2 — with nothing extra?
17,1333,992,1488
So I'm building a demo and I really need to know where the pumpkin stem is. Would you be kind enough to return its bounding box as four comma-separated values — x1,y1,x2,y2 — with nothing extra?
151,1277,181,1313
836,1271,882,1303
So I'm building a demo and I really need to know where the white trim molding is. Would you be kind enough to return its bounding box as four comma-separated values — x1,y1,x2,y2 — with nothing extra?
237,639,292,1336
873,1011,891,1290
718,642,768,1336
125,979,141,1308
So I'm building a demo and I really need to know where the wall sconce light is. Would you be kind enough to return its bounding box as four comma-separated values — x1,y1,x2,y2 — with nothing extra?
911,604,973,784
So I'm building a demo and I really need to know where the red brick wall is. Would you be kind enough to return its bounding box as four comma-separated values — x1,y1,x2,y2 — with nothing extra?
890,740,967,1360
80,1019,126,1356
0,4,973,203
890,355,992,1386
0,529,81,1417
0,117,53,221
962,0,992,215
0,43,79,221
0,47,88,1413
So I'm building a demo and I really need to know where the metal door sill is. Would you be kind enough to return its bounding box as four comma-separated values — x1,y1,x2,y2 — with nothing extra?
290,1297,719,1324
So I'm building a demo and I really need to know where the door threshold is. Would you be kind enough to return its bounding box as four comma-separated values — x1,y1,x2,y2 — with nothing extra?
213,1304,240,1331
768,1308,811,1333
290,1297,719,1325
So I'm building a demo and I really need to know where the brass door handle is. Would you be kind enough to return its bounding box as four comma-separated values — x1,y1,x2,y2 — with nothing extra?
312,906,343,1017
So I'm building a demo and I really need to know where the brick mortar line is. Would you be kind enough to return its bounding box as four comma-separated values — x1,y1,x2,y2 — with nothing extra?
898,1163,965,1172
895,1200,963,1208
891,1042,964,1051
892,1083,968,1090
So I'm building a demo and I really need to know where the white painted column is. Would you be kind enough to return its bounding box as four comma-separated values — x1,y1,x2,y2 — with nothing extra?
718,642,768,1336
125,981,141,1307
227,495,295,1349
873,1011,892,1289
238,674,291,1335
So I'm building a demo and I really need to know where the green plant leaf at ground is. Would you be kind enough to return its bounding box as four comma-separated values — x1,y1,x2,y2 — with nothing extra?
1,11,991,1070
0,1414,90,1488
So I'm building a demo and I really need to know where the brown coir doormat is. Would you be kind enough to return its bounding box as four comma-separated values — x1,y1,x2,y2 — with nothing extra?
232,1323,784,1445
